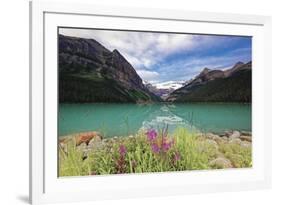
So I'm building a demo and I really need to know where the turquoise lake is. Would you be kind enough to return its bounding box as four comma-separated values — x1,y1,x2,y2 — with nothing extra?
59,103,251,138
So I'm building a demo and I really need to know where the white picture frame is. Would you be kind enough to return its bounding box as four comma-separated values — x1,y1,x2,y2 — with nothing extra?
30,0,272,204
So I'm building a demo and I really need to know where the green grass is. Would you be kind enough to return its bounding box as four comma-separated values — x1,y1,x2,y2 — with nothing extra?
59,127,252,177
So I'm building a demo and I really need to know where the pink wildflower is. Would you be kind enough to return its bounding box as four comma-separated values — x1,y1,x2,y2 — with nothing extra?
146,129,157,141
151,143,160,153
119,144,127,157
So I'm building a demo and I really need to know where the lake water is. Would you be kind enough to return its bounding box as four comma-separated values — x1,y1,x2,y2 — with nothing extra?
59,103,251,138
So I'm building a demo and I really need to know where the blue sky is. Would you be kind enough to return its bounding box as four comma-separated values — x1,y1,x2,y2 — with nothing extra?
60,28,252,83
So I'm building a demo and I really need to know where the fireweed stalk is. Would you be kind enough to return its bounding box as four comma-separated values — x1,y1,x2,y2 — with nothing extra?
115,144,127,173
145,126,182,170
146,126,175,155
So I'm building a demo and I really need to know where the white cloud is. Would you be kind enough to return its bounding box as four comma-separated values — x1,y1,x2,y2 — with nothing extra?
59,28,204,70
59,28,251,83
155,46,251,82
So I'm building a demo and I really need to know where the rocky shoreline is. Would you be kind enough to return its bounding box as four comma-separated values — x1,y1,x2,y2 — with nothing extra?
197,131,252,168
59,130,252,170
200,130,252,146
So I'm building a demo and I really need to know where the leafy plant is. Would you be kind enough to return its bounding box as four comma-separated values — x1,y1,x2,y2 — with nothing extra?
59,126,252,176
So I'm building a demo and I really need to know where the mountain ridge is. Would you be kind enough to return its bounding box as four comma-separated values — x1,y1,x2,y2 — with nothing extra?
59,34,251,104
59,34,161,103
166,61,252,102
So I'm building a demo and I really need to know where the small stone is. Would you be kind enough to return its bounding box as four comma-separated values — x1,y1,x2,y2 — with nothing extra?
77,142,87,151
229,154,245,168
205,139,219,150
229,138,242,145
241,131,252,136
211,135,224,144
88,140,103,150
229,131,240,139
240,141,252,148
88,135,102,145
224,131,233,137
216,151,226,158
206,133,218,140
218,133,225,137
222,136,228,141
239,135,252,142
197,139,218,153
209,157,232,169
75,131,103,146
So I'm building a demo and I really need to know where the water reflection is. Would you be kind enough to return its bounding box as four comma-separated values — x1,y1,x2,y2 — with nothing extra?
59,103,251,137
141,104,194,132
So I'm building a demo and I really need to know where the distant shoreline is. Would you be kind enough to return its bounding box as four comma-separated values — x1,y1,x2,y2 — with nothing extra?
59,129,252,140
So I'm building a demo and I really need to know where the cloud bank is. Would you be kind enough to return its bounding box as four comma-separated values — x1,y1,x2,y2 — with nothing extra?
59,28,252,83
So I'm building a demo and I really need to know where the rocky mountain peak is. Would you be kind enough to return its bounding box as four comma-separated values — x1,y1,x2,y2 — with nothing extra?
166,61,252,102
233,61,244,68
112,49,120,54
192,67,224,84
109,49,145,90
59,35,161,103
224,61,250,77
199,67,211,76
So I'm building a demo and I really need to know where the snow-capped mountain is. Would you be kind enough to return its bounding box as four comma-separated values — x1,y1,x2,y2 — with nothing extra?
143,80,186,99
153,81,186,90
